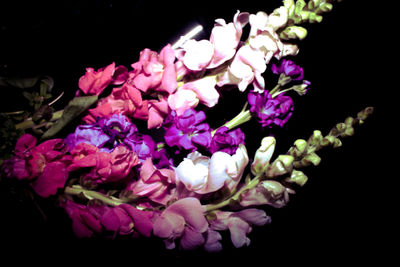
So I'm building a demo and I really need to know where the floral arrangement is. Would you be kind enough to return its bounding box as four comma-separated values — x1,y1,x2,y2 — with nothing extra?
0,0,374,252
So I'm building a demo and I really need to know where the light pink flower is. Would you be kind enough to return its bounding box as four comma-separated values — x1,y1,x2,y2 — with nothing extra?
177,39,214,71
153,197,208,250
209,209,271,248
126,157,177,206
167,88,199,116
175,145,249,194
180,76,219,108
78,62,116,96
147,96,170,129
207,11,249,69
131,44,177,94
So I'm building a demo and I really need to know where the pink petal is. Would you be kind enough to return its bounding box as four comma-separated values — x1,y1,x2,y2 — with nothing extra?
235,208,271,226
227,217,251,248
153,211,185,239
204,229,223,252
15,134,37,157
180,227,205,250
112,65,129,85
160,64,177,94
120,204,153,237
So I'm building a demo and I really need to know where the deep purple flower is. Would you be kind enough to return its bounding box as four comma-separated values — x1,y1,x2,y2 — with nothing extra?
124,133,156,162
98,113,137,145
65,124,110,152
271,59,304,81
248,90,294,128
164,108,212,152
210,127,245,155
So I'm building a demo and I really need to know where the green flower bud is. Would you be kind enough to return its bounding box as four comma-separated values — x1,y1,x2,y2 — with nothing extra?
283,0,295,17
285,169,308,186
295,139,308,154
308,12,323,23
280,26,308,40
308,130,323,146
318,3,333,13
251,136,276,175
308,0,321,10
301,152,321,166
267,155,294,177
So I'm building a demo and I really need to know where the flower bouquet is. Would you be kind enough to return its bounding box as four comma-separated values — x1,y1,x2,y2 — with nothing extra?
0,0,375,252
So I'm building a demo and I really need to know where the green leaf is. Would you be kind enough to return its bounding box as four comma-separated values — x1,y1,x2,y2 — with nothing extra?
41,95,98,140
0,76,40,89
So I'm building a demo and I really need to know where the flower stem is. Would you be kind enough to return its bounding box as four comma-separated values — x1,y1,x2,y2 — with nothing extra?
268,84,281,97
15,109,63,130
64,185,126,207
211,103,252,136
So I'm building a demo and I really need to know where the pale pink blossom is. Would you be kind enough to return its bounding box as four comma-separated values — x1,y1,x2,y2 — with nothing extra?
175,145,249,194
180,76,219,108
126,157,177,206
207,11,249,69
209,209,271,248
153,197,208,250
178,39,214,71
167,88,199,116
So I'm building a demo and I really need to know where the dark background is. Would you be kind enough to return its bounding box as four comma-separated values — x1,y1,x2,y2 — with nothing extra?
0,0,389,264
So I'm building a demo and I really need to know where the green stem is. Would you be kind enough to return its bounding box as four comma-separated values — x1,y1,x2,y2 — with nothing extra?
211,103,252,136
15,109,63,130
268,84,281,97
64,185,126,207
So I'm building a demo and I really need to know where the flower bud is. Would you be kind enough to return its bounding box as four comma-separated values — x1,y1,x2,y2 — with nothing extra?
288,139,307,158
280,26,308,40
308,130,323,147
251,136,276,175
301,152,321,167
318,3,333,13
285,169,308,186
266,155,294,177
308,0,321,10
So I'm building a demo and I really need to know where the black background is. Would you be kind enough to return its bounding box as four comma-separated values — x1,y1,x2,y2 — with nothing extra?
0,0,390,264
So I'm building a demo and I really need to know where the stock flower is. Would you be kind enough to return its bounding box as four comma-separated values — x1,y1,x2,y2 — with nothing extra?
65,125,111,151
209,126,245,155
147,96,171,129
126,158,176,205
178,39,214,71
62,200,153,238
248,90,294,128
153,197,208,250
209,208,271,248
271,59,304,81
164,108,212,151
78,62,116,96
251,136,276,175
68,143,139,185
180,76,219,108
131,44,177,94
175,145,249,194
167,88,200,116
3,134,70,197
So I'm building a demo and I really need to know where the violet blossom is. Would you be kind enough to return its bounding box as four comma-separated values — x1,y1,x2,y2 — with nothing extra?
271,59,304,81
248,90,294,128
164,108,212,152
209,126,245,155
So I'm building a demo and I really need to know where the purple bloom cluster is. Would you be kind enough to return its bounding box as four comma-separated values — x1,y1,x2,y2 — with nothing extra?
65,114,171,168
248,91,294,128
163,109,212,152
271,59,304,81
210,126,245,155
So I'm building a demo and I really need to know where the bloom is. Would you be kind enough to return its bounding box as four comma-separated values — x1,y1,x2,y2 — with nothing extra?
209,126,245,155
175,145,249,194
209,209,271,248
153,197,208,250
164,108,212,152
271,59,304,81
78,62,116,96
3,134,70,197
248,90,294,128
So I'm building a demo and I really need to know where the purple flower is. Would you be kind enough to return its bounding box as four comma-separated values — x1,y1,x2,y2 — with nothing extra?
164,109,212,152
65,124,110,152
271,59,304,81
209,126,245,155
98,113,137,145
124,133,156,163
248,90,294,128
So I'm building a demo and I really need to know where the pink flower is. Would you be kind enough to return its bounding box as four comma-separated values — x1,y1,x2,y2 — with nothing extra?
208,11,249,69
177,39,214,71
175,145,249,194
147,96,170,129
126,158,177,206
5,134,70,198
153,197,208,250
179,76,219,108
78,62,116,96
209,209,271,248
68,143,139,185
167,88,199,116
131,44,177,94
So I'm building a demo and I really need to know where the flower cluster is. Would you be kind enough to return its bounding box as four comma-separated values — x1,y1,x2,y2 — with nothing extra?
1,0,373,253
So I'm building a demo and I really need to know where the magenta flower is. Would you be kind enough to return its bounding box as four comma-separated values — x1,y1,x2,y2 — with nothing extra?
209,209,271,248
164,108,212,152
3,134,70,198
271,59,304,81
62,200,153,238
210,126,245,155
153,197,208,250
248,90,294,128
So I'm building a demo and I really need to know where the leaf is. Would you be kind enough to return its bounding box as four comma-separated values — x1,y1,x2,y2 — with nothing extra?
41,95,98,140
0,76,40,89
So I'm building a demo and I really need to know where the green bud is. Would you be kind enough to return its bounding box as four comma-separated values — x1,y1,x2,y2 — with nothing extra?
267,155,294,177
280,25,308,40
308,130,323,146
336,122,346,132
318,3,333,13
295,139,307,153
251,136,276,175
341,126,355,137
345,116,354,126
301,152,321,167
333,138,342,148
357,107,374,122
295,0,307,15
308,12,323,23
285,169,308,186
308,0,321,10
